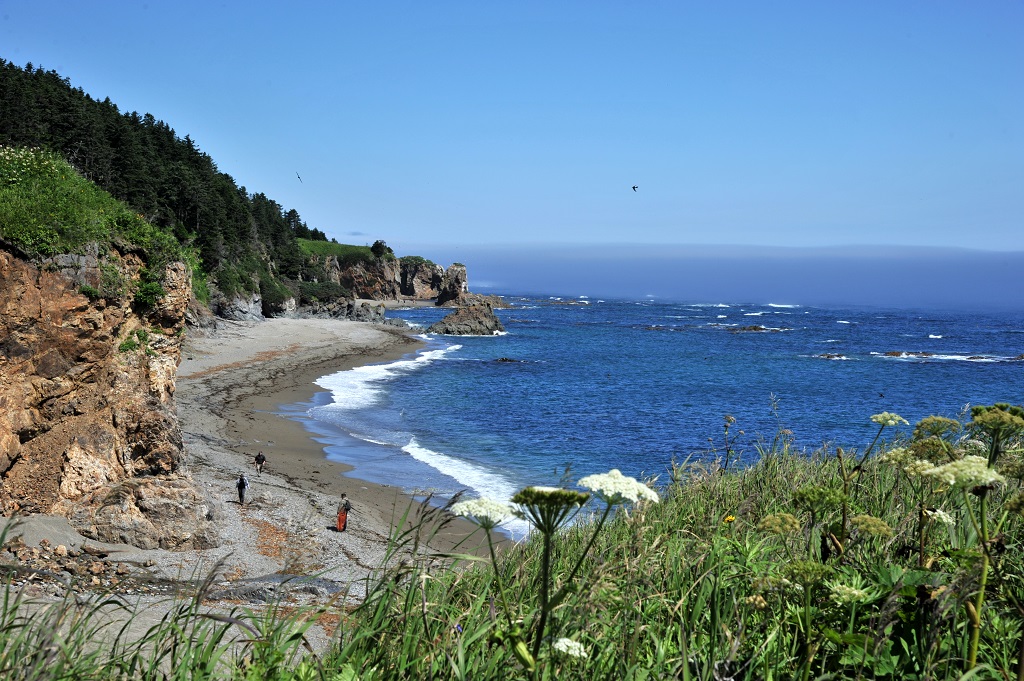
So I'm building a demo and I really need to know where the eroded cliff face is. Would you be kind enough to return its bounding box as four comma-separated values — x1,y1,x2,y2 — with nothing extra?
0,247,215,549
316,256,465,302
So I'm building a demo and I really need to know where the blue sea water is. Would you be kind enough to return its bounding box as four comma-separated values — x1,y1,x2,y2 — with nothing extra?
282,296,1023,538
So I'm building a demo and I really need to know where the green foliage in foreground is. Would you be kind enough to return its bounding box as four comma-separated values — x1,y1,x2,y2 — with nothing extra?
3,405,1022,680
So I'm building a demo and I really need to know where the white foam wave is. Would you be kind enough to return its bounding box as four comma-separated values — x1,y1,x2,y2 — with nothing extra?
767,303,800,308
744,312,765,316
402,438,530,538
872,351,1012,363
837,320,851,324
929,334,943,339
315,345,461,411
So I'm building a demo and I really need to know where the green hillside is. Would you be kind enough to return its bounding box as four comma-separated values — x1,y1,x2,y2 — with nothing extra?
0,59,380,310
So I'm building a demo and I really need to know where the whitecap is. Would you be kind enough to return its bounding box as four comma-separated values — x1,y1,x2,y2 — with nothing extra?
837,320,851,324
315,345,461,411
929,334,943,339
402,438,530,538
767,303,800,308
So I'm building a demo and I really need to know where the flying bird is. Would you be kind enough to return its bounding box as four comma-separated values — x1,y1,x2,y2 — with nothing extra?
296,172,303,183
632,185,638,192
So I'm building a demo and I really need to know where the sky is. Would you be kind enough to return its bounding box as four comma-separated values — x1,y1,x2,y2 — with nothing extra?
3,2,1023,308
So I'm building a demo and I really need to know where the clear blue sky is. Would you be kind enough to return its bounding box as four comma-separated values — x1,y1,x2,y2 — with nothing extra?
4,1,1022,259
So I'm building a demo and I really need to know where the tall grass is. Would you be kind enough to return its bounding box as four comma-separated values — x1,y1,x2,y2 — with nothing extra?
2,407,1022,679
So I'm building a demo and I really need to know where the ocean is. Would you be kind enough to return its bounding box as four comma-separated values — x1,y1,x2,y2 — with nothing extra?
281,296,1024,539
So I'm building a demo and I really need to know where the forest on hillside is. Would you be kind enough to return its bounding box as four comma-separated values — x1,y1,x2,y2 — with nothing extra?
0,59,349,303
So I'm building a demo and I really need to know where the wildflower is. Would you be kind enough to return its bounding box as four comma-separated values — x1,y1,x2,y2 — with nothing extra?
552,637,588,659
999,458,1024,481
913,416,962,441
723,515,736,524
745,594,768,610
451,497,513,530
970,403,1024,437
793,485,847,510
878,447,912,466
909,438,954,464
827,581,874,604
511,486,589,535
924,508,956,526
923,455,1005,489
578,469,659,505
758,512,801,535
1005,494,1024,516
785,559,832,586
850,514,893,537
871,412,909,427
752,576,803,593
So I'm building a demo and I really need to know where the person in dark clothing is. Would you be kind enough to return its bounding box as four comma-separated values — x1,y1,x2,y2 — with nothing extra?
254,451,267,475
236,473,249,504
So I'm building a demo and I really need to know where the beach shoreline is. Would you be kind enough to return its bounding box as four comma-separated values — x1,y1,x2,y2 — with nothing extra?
173,316,486,587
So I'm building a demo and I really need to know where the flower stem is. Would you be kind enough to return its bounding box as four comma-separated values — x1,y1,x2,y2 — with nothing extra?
532,529,553,668
551,503,612,608
486,529,515,628
966,490,989,671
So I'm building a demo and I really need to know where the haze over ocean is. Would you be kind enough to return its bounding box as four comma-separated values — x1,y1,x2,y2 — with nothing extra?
405,245,1024,312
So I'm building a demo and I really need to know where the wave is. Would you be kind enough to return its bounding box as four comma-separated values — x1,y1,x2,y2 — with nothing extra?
929,334,943,339
402,438,530,538
767,303,800,308
872,351,1022,363
315,345,461,411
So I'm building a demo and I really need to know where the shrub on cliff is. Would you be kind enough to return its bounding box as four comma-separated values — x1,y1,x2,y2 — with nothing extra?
298,280,351,305
0,146,183,264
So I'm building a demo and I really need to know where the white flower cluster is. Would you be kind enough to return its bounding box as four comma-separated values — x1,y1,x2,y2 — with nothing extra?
451,497,513,530
924,508,956,526
552,637,588,659
878,448,932,477
923,455,1005,489
578,469,659,505
0,146,59,186
871,412,909,428
827,581,873,605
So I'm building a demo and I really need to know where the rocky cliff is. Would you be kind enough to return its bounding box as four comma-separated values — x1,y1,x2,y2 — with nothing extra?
0,246,215,549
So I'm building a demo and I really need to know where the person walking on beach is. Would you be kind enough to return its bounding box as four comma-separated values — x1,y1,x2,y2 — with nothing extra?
337,493,352,532
254,451,266,475
236,472,249,505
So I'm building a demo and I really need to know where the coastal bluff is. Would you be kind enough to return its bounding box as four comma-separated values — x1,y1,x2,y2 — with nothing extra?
0,247,216,550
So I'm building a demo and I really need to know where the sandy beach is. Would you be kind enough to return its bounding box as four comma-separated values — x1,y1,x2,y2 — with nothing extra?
170,316,485,589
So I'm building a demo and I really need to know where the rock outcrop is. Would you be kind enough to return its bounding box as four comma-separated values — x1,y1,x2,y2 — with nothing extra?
427,303,506,335
0,246,215,550
400,260,446,299
302,298,407,327
435,264,469,305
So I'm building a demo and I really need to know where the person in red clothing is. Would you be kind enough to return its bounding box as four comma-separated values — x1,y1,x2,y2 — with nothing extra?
337,493,352,532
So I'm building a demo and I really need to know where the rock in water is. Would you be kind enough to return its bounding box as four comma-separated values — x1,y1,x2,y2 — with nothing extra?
427,304,505,335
